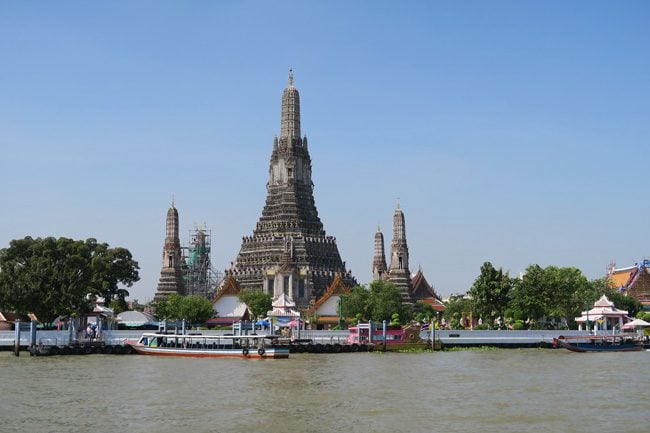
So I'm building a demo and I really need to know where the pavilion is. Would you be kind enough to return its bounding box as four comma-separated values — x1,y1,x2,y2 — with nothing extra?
575,295,630,332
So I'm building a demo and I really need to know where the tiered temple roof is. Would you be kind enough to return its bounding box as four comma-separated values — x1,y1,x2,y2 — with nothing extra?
153,203,185,302
227,70,356,307
608,260,650,307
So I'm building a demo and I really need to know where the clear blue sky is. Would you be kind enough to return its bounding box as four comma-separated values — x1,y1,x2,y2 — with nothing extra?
1,1,648,303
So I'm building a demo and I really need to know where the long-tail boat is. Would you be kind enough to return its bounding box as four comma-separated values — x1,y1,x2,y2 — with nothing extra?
553,333,643,352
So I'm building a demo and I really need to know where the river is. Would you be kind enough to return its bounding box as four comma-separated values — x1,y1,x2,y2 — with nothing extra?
1,349,648,433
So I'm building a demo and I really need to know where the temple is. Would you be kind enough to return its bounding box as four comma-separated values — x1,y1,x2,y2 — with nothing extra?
227,70,356,308
372,226,388,281
153,202,185,301
388,201,412,300
608,260,650,309
373,202,442,306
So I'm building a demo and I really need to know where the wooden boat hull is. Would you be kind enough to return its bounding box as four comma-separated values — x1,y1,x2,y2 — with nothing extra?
554,337,643,353
129,344,290,359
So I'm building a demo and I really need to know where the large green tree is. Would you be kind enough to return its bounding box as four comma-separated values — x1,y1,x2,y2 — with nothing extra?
154,293,215,324
0,236,139,323
468,262,512,327
341,280,412,323
508,264,550,323
238,289,272,319
506,265,630,327
340,285,370,321
366,280,411,323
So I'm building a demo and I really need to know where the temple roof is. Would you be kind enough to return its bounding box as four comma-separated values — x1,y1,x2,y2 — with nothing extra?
575,295,629,322
411,269,441,300
308,274,351,314
593,294,614,308
608,260,650,290
212,275,242,303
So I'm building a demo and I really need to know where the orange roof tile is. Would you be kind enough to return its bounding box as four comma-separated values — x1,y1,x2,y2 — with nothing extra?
609,270,632,288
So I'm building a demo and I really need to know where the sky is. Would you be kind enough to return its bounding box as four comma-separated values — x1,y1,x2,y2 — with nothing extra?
1,1,649,303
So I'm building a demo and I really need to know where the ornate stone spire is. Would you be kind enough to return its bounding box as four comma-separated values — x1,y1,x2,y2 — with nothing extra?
154,201,185,301
229,72,356,306
372,226,388,281
165,203,179,240
388,201,412,301
390,202,409,271
280,68,301,139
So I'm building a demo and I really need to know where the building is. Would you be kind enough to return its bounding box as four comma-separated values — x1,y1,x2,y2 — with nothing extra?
153,202,185,302
306,274,352,329
574,295,631,331
183,226,222,298
372,227,388,281
410,269,445,311
372,202,442,307
207,276,250,327
387,202,412,300
227,70,356,308
608,260,650,309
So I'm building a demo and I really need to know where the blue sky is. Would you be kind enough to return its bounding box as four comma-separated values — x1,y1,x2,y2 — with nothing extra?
1,1,648,302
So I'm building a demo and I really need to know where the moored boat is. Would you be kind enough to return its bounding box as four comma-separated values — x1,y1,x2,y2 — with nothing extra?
553,334,643,353
347,323,429,351
127,333,290,359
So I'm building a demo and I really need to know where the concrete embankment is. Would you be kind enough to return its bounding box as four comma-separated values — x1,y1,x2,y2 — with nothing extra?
2,328,596,356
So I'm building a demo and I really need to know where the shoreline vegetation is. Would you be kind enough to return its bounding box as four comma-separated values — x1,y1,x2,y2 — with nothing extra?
0,237,647,336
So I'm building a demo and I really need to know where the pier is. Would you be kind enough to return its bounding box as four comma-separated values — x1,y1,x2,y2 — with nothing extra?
1,320,133,356
2,323,609,356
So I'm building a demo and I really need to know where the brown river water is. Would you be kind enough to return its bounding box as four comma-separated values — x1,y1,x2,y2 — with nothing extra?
1,349,648,433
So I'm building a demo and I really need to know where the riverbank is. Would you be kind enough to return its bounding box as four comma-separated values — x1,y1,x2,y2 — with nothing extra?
2,328,629,353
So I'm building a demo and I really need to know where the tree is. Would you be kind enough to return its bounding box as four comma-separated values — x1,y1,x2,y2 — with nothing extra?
154,293,215,325
154,293,184,321
238,289,272,319
414,300,438,323
366,280,411,323
180,295,215,324
442,295,472,328
341,285,370,321
108,298,128,315
341,281,412,323
468,262,512,327
508,265,620,328
0,236,140,323
508,264,549,323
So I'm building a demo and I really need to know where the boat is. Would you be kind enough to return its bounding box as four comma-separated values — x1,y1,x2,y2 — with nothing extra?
553,333,643,352
127,332,290,359
347,323,429,351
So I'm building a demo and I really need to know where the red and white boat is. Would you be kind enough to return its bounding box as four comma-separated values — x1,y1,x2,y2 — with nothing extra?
127,333,290,359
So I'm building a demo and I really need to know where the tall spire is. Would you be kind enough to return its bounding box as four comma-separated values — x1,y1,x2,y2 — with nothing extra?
388,202,412,301
391,204,406,248
165,204,179,240
154,203,185,301
280,68,301,139
229,72,357,306
373,226,387,280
